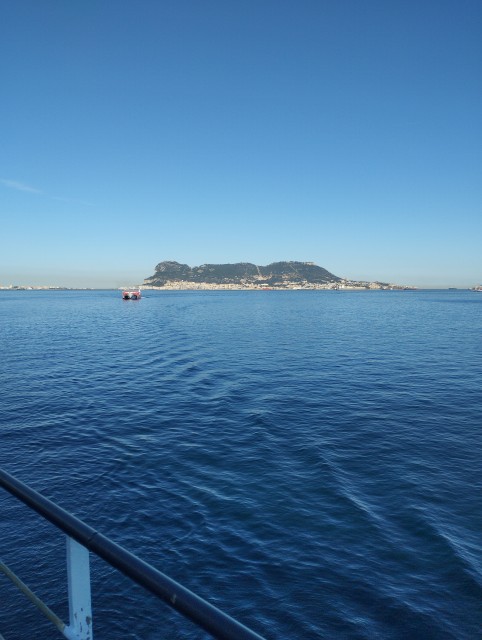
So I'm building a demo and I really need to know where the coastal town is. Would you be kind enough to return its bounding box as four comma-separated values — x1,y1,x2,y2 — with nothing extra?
5,282,482,292
0,280,415,291
141,278,416,291
3,281,482,291
0,285,96,291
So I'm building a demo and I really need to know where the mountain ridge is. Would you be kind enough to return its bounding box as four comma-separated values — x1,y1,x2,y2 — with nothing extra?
144,261,341,287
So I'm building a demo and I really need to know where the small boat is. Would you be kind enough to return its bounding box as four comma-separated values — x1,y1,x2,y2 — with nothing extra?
122,289,141,300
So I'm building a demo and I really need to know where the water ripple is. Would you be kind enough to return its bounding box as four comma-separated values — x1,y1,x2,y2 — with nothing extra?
1,290,481,638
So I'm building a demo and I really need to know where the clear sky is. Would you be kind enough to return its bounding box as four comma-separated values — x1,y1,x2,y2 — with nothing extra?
1,1,481,288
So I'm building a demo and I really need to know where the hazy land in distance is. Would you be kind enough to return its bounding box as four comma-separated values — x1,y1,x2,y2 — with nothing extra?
2,261,481,291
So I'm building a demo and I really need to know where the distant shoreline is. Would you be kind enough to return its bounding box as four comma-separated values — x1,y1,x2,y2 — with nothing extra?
3,286,475,292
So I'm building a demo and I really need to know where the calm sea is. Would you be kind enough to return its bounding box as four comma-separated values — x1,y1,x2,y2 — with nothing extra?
1,289,481,639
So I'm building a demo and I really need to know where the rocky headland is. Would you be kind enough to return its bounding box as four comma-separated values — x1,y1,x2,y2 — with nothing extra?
143,261,413,290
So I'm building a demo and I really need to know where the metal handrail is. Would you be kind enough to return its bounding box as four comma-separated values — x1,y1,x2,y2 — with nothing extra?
0,468,266,640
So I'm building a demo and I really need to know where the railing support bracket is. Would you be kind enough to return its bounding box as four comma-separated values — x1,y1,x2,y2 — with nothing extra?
66,537,93,640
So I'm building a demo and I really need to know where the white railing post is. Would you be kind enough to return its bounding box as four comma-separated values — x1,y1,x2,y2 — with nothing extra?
65,536,93,640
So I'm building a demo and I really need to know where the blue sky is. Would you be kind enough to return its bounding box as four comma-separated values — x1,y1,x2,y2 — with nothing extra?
1,0,481,287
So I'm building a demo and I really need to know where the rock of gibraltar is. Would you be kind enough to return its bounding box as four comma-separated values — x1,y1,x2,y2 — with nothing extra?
143,261,408,290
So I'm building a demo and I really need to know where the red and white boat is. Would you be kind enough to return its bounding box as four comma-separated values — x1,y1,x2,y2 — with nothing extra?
122,289,141,300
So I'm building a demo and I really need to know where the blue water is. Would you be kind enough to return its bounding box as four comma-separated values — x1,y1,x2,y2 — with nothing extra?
1,289,481,639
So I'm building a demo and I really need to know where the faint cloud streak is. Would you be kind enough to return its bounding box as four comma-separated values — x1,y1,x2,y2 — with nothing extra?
1,178,95,206
52,196,95,207
1,178,43,194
